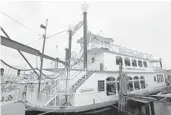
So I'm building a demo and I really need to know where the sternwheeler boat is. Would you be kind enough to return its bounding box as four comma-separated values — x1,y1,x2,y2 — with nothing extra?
24,30,167,113
1,5,168,115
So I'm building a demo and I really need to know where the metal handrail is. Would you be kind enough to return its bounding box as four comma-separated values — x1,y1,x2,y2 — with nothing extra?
71,70,83,80
70,71,80,78
72,71,95,91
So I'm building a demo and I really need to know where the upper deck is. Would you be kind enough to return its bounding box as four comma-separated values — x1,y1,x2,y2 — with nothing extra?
75,32,163,73
77,32,153,60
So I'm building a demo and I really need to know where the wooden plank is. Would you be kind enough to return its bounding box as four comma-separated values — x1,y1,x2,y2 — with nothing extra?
1,36,66,64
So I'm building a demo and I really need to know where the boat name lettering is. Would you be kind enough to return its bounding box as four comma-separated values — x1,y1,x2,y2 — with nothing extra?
80,88,94,93
90,41,153,59
118,47,145,58
123,67,145,71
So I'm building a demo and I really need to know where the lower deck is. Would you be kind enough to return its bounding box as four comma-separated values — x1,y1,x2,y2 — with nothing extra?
25,85,169,113
27,69,165,111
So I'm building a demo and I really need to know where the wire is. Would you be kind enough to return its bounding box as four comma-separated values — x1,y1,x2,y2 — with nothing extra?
38,69,65,80
1,59,65,80
26,37,43,46
1,59,36,71
46,29,68,39
25,27,72,45
46,23,77,39
25,28,68,46
1,12,42,37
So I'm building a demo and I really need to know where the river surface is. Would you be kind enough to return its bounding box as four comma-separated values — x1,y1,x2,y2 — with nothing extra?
153,102,171,115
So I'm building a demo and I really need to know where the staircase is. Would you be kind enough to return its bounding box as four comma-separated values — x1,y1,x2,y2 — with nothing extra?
71,71,94,92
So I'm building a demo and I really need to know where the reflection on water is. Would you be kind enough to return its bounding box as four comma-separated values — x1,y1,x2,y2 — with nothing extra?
154,102,171,115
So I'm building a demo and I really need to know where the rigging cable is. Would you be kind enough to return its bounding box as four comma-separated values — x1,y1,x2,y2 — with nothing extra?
0,59,36,71
1,12,42,37
1,59,64,80
38,69,65,80
26,37,43,46
70,47,84,68
46,29,69,39
26,26,74,46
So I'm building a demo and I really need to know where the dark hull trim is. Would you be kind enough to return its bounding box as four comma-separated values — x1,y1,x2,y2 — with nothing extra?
25,100,118,113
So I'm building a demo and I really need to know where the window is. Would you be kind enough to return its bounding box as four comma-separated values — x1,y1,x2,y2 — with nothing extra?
117,77,120,92
132,59,137,67
17,70,20,76
140,76,146,89
116,56,123,65
125,57,131,66
106,77,116,96
1,68,4,76
100,63,104,71
157,74,164,83
143,61,148,68
134,76,140,90
98,80,105,91
101,41,104,45
161,75,164,82
154,76,156,82
127,76,134,92
138,60,143,67
92,57,95,63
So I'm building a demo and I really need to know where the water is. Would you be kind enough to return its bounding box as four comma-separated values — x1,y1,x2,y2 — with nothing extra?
154,102,171,115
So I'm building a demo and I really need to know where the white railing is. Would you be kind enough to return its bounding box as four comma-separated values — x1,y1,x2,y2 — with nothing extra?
26,91,55,106
1,87,22,102
26,90,75,107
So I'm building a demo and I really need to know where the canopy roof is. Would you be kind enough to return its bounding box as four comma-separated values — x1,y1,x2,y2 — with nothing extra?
77,31,114,44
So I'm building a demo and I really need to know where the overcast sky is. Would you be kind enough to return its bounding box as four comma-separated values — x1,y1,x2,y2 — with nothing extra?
0,1,171,69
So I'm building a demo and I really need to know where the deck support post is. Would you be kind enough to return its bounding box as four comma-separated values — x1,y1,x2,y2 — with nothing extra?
118,62,128,115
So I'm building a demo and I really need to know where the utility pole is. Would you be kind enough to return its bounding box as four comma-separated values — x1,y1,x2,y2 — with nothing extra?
118,62,128,115
38,19,48,94
82,3,88,70
55,45,58,68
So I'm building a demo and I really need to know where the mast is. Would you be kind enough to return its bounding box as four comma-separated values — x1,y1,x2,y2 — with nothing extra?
82,3,88,70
